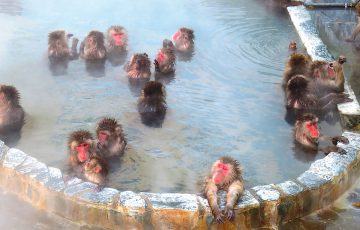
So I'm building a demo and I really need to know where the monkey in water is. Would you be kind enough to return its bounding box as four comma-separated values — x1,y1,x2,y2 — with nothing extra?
83,156,108,191
154,39,176,74
95,118,127,158
203,156,244,223
0,85,25,137
294,113,349,155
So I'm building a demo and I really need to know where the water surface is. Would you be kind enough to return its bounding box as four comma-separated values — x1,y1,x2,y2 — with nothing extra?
0,0,342,194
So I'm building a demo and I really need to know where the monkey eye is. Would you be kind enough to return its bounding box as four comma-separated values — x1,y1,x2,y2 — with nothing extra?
78,143,89,148
329,63,334,68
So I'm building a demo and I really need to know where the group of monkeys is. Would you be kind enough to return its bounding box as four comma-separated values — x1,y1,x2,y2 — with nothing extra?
0,25,354,224
285,43,351,154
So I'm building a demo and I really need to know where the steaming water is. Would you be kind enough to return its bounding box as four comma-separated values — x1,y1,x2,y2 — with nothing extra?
0,0,343,194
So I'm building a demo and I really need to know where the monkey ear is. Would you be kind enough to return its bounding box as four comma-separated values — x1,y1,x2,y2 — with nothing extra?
95,165,102,173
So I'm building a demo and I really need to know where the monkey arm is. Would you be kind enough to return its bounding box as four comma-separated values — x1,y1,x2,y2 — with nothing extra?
224,180,244,220
319,93,352,111
69,37,79,60
350,23,360,41
205,181,224,223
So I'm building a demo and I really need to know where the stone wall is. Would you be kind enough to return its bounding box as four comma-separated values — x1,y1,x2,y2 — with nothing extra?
0,5,360,229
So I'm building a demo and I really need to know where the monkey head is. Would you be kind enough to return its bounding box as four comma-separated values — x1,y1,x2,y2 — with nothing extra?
142,81,166,98
107,26,128,48
96,118,123,147
68,130,94,163
0,85,20,107
311,60,336,80
296,113,320,144
211,156,240,186
288,41,297,51
172,27,194,52
85,31,105,49
84,156,106,174
126,53,151,78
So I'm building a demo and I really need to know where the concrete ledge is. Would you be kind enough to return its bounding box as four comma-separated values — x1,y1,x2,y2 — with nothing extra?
0,5,360,230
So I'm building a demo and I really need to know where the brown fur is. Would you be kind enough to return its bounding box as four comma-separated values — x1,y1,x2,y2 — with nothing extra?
154,40,176,74
84,155,108,191
67,130,96,171
173,27,195,52
137,81,167,127
80,30,106,60
285,75,317,109
96,118,127,157
126,53,151,78
48,30,78,61
294,113,349,154
203,156,244,223
0,85,25,134
282,53,311,87
106,25,128,51
294,113,319,150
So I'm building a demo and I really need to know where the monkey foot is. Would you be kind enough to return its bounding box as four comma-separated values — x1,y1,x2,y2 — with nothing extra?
332,136,350,145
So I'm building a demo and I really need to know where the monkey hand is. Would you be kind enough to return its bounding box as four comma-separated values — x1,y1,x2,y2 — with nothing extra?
332,136,349,145
215,213,224,224
224,207,235,221
345,37,355,42
95,184,104,192
154,60,160,72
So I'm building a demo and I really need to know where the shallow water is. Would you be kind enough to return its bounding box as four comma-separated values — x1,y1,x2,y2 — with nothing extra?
0,0,343,194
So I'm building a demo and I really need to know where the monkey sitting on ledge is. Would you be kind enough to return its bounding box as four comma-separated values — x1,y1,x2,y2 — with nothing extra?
203,156,244,223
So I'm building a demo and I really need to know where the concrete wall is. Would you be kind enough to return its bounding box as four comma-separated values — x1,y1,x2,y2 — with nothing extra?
0,5,360,229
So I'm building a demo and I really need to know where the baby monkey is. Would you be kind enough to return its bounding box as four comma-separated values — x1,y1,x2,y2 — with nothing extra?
83,156,108,191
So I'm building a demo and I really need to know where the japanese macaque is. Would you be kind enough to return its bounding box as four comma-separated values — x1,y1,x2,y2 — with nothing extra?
137,81,167,127
68,130,96,175
203,156,244,223
154,39,176,74
310,56,347,94
0,85,25,136
106,26,128,66
106,25,128,52
80,30,106,60
125,53,151,78
48,30,79,62
172,27,194,53
84,156,108,191
96,118,127,158
294,113,349,154
282,53,311,88
288,41,297,51
285,75,352,111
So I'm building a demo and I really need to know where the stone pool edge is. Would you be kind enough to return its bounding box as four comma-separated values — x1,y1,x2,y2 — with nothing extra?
0,5,359,229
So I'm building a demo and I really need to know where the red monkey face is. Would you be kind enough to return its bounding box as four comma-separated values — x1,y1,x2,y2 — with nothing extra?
156,50,166,64
98,131,109,145
305,121,320,139
212,162,229,185
76,143,90,162
111,31,124,46
326,63,336,79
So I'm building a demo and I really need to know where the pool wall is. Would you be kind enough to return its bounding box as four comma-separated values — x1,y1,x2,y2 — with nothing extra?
0,5,360,229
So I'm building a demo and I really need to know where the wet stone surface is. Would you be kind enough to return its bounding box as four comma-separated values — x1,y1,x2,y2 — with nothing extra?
119,191,146,209
45,167,65,192
79,187,119,204
236,190,260,209
141,192,198,211
252,184,280,201
288,5,333,61
3,148,27,169
297,171,329,189
276,180,304,196
64,182,97,197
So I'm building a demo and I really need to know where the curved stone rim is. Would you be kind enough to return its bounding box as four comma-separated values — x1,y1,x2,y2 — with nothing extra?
0,5,359,229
